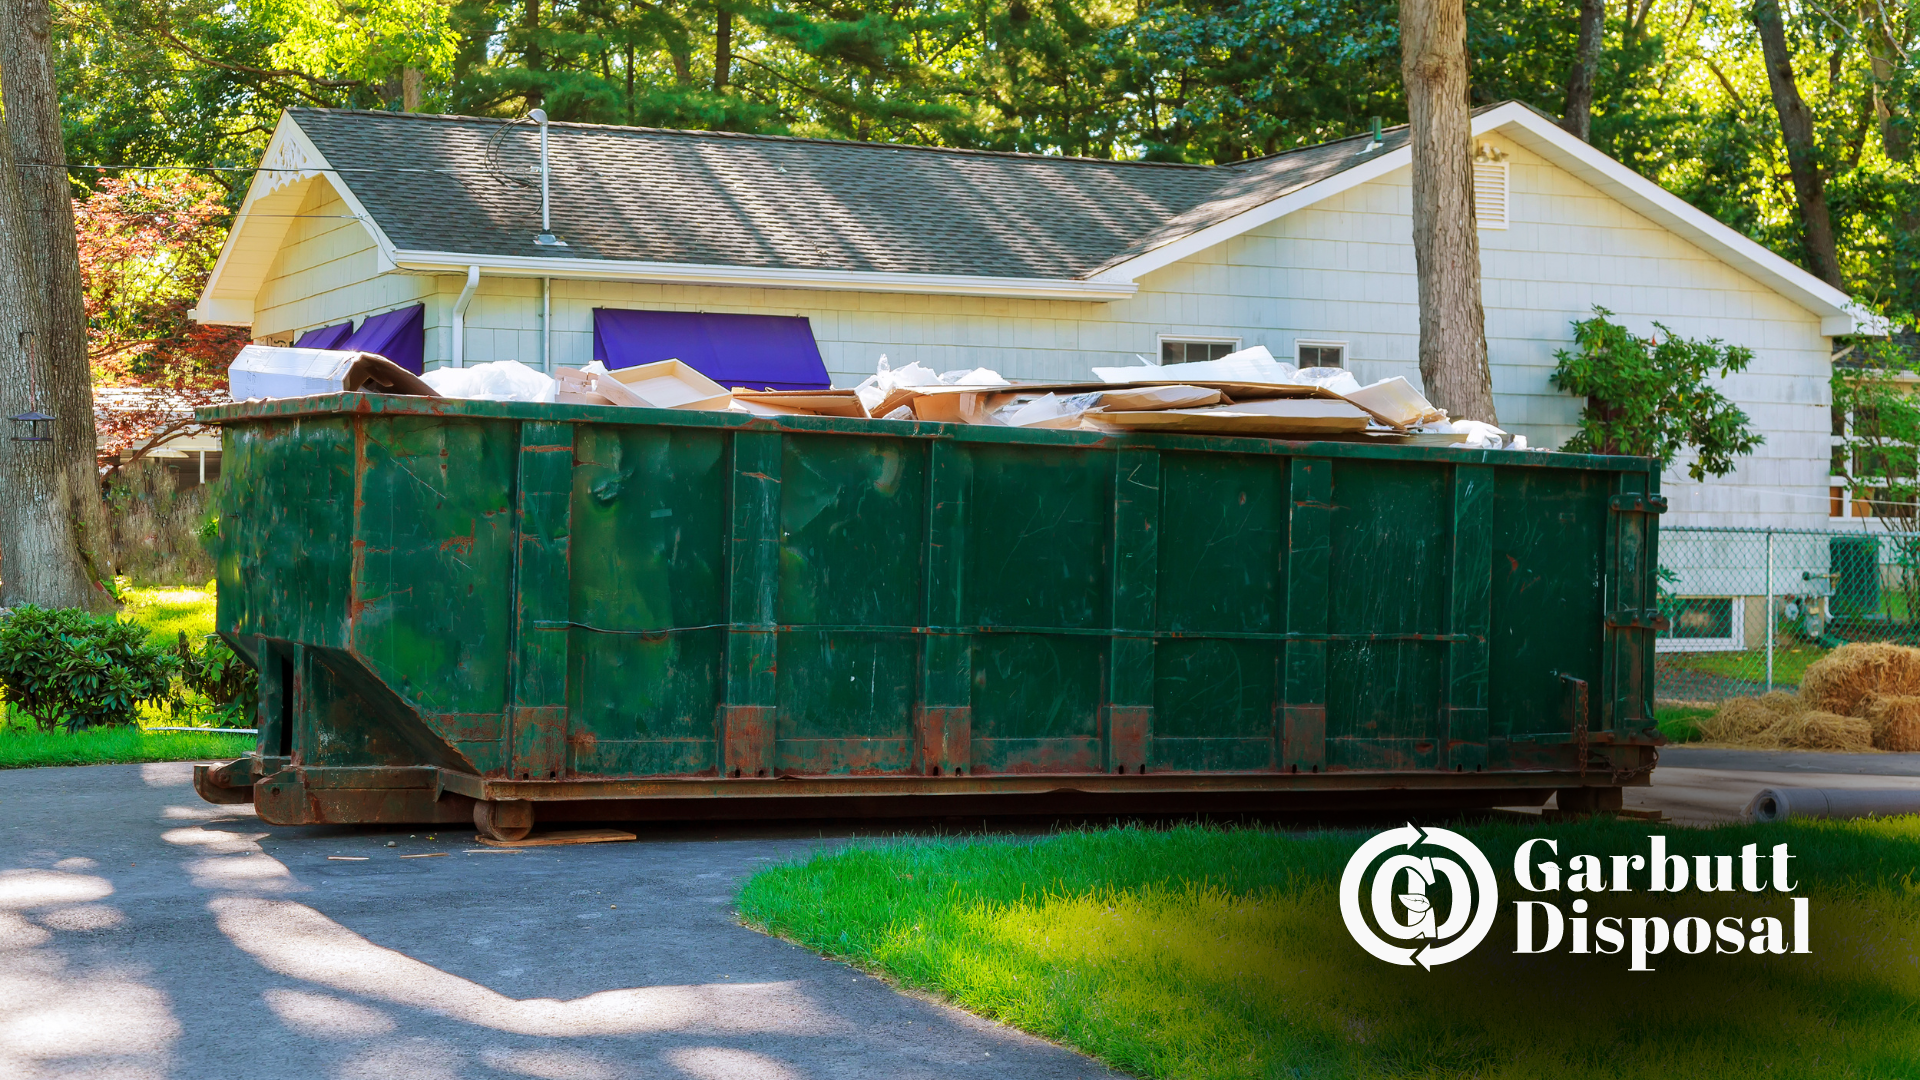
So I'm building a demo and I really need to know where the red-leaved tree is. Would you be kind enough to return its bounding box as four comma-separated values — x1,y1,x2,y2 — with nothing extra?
78,175,249,478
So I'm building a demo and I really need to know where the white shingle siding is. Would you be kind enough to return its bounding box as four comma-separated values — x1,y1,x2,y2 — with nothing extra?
248,133,1829,530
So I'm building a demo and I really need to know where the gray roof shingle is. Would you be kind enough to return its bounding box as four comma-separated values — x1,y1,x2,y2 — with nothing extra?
289,108,1412,280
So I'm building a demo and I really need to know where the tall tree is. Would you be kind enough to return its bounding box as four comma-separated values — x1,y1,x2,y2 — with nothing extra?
1561,0,1604,139
1752,0,1845,287
1400,0,1496,423
0,118,98,607
1,0,111,609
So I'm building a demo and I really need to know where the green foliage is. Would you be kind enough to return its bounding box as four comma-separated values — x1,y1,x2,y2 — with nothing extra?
1550,307,1763,480
0,606,179,732
174,631,258,728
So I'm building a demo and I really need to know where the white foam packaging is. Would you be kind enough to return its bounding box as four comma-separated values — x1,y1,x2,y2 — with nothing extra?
421,360,558,403
228,345,360,400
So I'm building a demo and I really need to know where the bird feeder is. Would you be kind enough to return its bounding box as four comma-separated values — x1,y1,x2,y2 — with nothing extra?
7,410,53,442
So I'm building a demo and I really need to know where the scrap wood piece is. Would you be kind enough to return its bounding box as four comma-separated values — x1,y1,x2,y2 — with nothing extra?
730,389,868,418
475,828,639,848
602,359,731,410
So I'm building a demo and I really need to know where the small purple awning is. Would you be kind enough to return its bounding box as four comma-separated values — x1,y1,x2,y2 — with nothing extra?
591,309,830,391
340,305,426,373
293,322,354,350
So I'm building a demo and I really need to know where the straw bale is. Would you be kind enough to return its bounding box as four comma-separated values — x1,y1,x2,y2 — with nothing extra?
1799,644,1920,716
1696,692,1871,751
1765,710,1873,752
1696,692,1801,746
1863,694,1920,753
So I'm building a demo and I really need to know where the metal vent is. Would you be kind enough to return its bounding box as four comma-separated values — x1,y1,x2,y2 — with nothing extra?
1473,161,1510,230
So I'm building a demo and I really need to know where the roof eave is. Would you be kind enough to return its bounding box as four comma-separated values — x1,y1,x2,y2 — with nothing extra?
391,250,1139,301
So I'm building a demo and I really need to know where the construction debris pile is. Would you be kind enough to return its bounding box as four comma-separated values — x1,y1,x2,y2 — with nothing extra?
1698,643,1920,752
229,344,1533,448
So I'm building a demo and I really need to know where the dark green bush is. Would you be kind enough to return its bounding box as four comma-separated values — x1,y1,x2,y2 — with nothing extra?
0,606,178,732
175,631,257,727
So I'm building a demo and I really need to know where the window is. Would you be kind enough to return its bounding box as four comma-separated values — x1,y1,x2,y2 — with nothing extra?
1656,597,1742,652
1160,339,1239,365
1472,160,1510,230
1295,341,1346,368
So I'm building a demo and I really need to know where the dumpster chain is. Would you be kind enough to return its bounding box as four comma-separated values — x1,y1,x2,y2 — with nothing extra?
1572,683,1589,779
1611,746,1659,785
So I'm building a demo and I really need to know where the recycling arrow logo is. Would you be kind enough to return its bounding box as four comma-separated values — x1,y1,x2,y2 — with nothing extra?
1339,824,1499,969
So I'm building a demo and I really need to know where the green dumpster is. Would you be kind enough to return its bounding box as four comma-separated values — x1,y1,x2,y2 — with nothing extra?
192,394,1664,838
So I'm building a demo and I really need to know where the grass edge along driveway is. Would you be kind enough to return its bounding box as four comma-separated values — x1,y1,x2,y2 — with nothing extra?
737,821,1920,1080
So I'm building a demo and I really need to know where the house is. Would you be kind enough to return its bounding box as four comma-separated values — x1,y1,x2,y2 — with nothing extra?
193,100,1876,545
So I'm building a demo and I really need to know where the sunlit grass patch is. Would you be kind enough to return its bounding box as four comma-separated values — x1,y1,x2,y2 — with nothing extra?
738,821,1920,1079
117,579,217,645
0,722,250,769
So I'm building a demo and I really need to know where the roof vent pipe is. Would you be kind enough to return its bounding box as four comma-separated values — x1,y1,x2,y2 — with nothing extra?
451,265,480,368
530,109,567,247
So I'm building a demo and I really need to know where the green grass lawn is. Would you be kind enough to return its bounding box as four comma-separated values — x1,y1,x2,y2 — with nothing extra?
739,820,1920,1080
117,580,217,645
0,720,250,769
1660,641,1829,687
1653,703,1715,743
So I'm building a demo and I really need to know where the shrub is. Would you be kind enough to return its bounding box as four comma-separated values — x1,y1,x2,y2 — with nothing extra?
0,606,178,732
175,631,257,727
1549,307,1763,480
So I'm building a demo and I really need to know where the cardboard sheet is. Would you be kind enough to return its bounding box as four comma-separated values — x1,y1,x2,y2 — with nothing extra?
1096,397,1371,435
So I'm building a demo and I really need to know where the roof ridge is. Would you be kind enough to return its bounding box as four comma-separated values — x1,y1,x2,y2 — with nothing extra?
286,107,1220,171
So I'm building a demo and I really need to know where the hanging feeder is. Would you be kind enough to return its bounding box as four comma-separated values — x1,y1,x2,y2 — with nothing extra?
7,410,53,442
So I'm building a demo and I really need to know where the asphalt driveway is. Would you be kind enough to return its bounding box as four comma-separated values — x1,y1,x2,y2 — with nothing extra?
0,762,1112,1080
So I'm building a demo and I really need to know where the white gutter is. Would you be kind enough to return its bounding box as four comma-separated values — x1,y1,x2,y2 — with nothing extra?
450,265,480,368
391,250,1138,302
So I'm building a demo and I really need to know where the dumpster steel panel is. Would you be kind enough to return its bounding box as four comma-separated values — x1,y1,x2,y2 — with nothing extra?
197,393,1663,824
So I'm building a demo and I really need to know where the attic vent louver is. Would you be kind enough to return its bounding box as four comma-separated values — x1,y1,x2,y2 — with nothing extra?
1472,144,1509,230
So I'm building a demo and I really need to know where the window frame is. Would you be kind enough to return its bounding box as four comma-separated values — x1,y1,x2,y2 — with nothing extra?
1155,335,1242,366
1654,596,1744,653
1294,340,1348,368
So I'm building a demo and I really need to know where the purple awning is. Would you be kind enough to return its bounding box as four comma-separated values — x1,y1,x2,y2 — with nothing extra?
293,322,354,350
591,309,830,391
340,304,426,373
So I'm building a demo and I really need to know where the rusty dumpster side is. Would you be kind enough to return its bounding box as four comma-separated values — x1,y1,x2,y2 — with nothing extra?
192,393,1663,838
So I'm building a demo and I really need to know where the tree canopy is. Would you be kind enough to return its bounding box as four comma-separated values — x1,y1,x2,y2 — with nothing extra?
47,0,1920,330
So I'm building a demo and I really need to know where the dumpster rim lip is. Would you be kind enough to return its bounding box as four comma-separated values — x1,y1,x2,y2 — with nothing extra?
198,392,1661,473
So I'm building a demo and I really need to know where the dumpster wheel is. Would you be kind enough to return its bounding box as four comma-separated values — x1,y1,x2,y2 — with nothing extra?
473,800,534,842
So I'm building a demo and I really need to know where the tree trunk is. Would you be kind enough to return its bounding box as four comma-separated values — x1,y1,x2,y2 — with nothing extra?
1561,0,1605,141
524,0,544,109
1400,0,1497,424
0,0,110,610
402,66,423,112
1752,0,1844,288
714,6,732,92
0,125,98,607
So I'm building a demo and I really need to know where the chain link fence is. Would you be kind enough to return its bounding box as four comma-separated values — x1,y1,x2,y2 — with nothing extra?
1656,526,1920,703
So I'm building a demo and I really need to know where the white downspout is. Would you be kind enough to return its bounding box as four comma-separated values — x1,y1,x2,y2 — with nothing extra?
541,277,552,373
451,265,480,368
